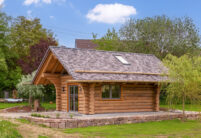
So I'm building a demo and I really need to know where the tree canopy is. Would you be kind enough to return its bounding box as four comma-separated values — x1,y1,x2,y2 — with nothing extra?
163,54,201,116
94,16,201,59
0,12,21,91
10,16,54,58
93,28,121,51
17,71,44,99
0,11,57,92
18,37,58,74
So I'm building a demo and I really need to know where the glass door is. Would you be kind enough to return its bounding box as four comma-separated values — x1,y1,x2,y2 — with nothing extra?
69,85,78,112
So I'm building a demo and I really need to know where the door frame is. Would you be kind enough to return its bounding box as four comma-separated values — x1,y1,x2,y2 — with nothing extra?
67,83,79,112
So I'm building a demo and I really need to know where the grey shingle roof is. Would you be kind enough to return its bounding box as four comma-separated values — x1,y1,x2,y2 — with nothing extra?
50,46,167,82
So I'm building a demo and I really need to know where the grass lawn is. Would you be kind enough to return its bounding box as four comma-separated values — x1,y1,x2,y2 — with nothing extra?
64,119,201,138
0,102,28,109
41,103,56,110
160,104,201,112
0,102,56,110
0,120,22,138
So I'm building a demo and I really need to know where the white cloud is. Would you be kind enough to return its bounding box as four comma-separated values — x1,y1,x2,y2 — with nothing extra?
42,0,51,4
24,0,39,5
86,3,137,24
23,0,65,6
49,15,54,19
0,0,4,6
27,10,33,20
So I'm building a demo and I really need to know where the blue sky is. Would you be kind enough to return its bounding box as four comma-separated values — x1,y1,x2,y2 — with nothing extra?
1,0,201,48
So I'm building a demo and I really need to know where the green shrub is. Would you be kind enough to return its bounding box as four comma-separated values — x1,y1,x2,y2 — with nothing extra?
56,113,60,119
31,113,50,118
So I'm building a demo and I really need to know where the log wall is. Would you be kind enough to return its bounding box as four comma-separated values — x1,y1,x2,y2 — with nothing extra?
58,82,160,114
78,83,89,114
77,83,160,114
60,76,73,111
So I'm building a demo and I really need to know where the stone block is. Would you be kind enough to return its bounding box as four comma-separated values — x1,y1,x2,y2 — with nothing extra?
59,122,66,128
50,122,59,128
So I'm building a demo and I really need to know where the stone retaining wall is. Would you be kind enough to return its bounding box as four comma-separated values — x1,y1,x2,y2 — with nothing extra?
23,113,200,129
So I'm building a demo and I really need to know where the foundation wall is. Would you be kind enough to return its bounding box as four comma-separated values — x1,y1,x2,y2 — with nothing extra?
23,112,200,128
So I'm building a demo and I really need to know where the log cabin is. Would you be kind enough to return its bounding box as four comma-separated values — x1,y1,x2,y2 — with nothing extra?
33,46,167,114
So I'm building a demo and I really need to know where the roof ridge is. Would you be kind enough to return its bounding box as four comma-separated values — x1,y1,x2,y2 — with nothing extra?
49,46,156,57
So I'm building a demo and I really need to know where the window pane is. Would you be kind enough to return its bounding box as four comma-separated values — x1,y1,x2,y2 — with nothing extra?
115,56,129,64
102,85,110,98
111,85,120,98
70,86,73,94
75,86,78,95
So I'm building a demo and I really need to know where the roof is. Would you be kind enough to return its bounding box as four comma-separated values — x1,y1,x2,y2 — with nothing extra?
47,46,167,82
75,39,97,49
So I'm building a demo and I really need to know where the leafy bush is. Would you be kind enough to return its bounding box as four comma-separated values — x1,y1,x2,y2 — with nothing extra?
56,113,60,119
31,113,50,118
17,71,44,99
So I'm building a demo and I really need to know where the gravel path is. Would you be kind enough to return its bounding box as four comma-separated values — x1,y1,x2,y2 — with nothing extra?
0,110,199,119
0,112,32,119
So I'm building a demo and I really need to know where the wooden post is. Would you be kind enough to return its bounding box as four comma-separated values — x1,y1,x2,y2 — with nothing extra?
89,83,95,114
155,85,160,111
79,83,89,114
34,99,40,112
54,81,62,111
43,75,62,111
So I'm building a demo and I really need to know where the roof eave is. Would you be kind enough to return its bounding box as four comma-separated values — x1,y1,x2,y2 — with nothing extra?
66,80,167,83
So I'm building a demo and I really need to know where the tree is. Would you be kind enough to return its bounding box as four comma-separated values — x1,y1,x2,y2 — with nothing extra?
0,48,8,91
94,16,201,59
163,54,201,119
0,11,21,92
119,16,200,59
10,16,54,58
17,71,44,106
18,38,58,74
93,28,122,51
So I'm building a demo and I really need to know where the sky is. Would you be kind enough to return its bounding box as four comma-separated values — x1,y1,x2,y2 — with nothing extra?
1,0,201,48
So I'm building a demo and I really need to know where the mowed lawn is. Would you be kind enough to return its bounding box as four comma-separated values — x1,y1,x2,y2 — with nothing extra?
0,120,22,138
64,119,201,138
0,102,56,110
0,102,28,109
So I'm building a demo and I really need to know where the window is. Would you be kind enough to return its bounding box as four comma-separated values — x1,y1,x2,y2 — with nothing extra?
115,55,129,64
102,85,121,99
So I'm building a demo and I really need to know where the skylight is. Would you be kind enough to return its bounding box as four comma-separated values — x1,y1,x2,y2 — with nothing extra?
115,55,129,65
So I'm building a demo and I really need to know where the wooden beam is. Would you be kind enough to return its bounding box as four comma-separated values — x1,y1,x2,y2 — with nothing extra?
34,53,53,84
75,70,166,76
155,85,160,111
51,60,60,73
61,68,66,74
42,73,61,78
52,54,57,60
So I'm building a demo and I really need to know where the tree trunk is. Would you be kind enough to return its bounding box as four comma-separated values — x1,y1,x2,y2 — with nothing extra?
34,99,40,112
182,94,186,121
29,95,33,106
12,89,17,99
